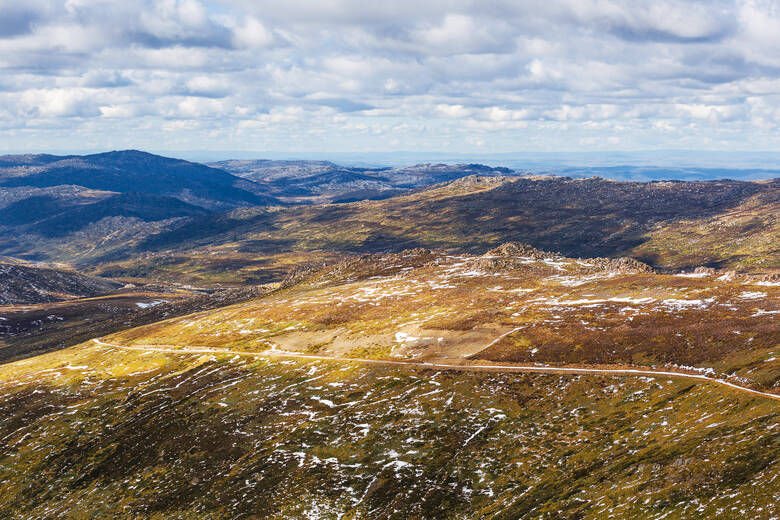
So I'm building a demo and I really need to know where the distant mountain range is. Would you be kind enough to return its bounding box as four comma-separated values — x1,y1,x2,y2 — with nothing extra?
174,149,780,180
210,159,516,203
0,150,276,210
0,150,777,277
539,165,780,182
0,151,524,261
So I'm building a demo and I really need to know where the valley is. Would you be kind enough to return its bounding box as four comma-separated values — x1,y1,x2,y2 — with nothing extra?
0,257,271,363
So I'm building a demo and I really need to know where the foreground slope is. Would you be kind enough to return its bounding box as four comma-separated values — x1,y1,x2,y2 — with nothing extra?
0,246,777,518
0,337,777,519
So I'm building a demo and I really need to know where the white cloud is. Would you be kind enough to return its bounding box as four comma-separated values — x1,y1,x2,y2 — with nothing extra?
139,0,209,39
17,88,101,117
435,104,472,118
185,76,231,97
414,13,508,55
0,0,779,152
231,16,274,48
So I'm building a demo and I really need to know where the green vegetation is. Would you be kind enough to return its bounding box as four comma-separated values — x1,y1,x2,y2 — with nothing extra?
0,283,269,364
0,161,776,519
0,344,776,519
126,176,778,275
101,248,780,393
3,176,777,285
629,185,779,271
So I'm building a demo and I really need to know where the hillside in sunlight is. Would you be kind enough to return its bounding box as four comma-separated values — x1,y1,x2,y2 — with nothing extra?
2,349,777,519
0,196,780,520
105,244,779,394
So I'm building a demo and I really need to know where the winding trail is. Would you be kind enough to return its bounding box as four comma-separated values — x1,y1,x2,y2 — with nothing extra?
92,339,780,402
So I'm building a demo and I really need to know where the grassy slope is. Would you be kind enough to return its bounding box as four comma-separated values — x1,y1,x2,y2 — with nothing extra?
629,187,779,271
103,250,780,393
0,344,777,519
91,250,346,286
0,287,272,364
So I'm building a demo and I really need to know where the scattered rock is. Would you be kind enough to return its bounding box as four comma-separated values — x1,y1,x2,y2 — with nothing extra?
280,263,328,289
755,272,780,283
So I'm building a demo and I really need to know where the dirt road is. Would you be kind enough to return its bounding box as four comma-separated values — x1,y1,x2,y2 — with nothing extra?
92,339,780,401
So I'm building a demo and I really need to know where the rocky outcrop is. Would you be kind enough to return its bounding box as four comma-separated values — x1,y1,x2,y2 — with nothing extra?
477,242,562,271
475,242,655,274
587,257,655,274
484,242,551,259
280,263,329,289
755,272,780,283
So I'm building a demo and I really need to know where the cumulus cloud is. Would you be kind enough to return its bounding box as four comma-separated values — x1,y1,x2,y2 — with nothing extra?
0,0,779,152
230,16,274,48
17,88,102,118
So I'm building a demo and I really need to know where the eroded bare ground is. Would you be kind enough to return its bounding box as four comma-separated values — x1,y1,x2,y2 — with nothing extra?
105,245,779,395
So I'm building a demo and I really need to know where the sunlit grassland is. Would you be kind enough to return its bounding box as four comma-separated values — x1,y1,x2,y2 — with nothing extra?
0,343,777,519
629,189,779,271
100,254,780,392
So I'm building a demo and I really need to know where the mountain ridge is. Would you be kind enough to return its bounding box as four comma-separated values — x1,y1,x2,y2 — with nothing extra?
0,150,277,210
119,175,777,277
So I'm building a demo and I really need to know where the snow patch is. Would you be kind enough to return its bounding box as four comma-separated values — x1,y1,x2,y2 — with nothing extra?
136,300,167,309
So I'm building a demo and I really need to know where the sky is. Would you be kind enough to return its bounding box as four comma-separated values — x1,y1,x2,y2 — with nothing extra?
2,0,780,155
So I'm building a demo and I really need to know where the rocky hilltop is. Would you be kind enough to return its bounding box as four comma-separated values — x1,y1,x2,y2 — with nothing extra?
478,242,655,273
